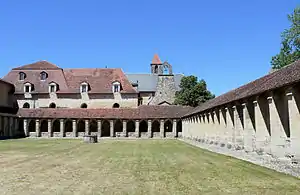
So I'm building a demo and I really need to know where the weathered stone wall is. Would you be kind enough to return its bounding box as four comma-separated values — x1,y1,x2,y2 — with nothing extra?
182,87,300,162
150,75,177,105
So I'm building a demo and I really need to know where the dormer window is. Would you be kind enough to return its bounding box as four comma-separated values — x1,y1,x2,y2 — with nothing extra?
80,82,89,93
24,82,32,93
49,82,58,93
19,72,26,81
40,71,48,81
112,81,121,93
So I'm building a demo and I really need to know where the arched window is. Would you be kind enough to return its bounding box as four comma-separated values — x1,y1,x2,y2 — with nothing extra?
112,103,120,108
49,103,56,108
154,65,158,74
23,102,30,108
40,71,48,81
112,81,121,93
81,103,87,108
19,72,26,81
80,82,89,93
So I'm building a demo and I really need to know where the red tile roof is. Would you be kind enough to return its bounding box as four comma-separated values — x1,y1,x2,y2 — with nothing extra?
151,54,162,65
3,61,137,94
17,105,192,119
186,60,300,116
13,61,60,70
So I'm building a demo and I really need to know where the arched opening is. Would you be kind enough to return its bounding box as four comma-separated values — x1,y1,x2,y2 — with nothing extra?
23,103,30,108
139,120,148,133
81,103,87,108
65,119,73,135
164,120,173,136
49,103,56,108
28,120,36,132
177,120,182,137
152,120,160,133
101,120,110,137
90,120,97,133
114,119,123,135
40,120,48,133
154,65,158,74
113,103,120,108
52,120,60,133
77,120,85,133
18,119,25,136
126,120,135,135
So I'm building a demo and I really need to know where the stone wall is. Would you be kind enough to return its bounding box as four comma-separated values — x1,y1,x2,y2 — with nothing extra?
150,75,177,105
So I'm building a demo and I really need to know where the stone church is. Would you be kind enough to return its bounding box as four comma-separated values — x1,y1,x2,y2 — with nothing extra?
3,54,183,109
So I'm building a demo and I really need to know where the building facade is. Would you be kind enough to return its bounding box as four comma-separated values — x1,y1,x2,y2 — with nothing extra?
3,54,183,109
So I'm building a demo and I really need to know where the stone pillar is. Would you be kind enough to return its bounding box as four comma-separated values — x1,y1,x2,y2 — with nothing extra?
160,119,164,138
286,89,300,157
242,103,255,152
14,118,18,137
225,107,233,145
148,120,152,138
9,117,14,137
172,119,177,138
123,120,127,137
72,120,77,137
110,120,114,137
268,94,288,158
24,119,28,137
85,120,89,135
135,120,140,138
233,105,244,149
48,119,52,137
219,108,226,144
60,119,65,137
36,119,40,137
97,120,102,138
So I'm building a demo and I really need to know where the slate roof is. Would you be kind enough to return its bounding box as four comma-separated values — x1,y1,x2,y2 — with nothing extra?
3,61,137,94
18,105,193,119
186,60,300,117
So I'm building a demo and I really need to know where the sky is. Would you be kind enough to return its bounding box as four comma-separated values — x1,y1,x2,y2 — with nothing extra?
0,0,298,96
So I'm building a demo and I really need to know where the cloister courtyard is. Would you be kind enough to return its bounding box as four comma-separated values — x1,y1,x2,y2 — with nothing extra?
1,139,300,195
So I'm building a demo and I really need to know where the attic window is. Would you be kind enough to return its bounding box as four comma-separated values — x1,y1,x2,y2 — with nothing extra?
112,81,121,93
40,72,48,81
24,83,32,93
19,72,26,81
49,82,58,93
80,83,89,93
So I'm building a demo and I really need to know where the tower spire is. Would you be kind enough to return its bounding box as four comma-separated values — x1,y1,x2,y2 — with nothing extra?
151,54,162,65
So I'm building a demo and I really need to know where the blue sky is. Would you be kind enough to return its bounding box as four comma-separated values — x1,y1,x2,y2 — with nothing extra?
0,0,298,96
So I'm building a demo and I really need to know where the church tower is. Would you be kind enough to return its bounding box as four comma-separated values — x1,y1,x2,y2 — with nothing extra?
151,54,163,74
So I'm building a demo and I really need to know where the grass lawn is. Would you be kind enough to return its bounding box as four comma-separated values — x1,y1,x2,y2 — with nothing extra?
0,139,300,195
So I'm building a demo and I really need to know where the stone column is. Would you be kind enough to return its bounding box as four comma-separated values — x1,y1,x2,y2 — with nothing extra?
219,108,226,144
9,117,14,137
72,120,77,137
36,119,40,137
85,120,89,135
24,119,28,137
160,119,164,138
225,107,233,145
123,120,127,137
48,119,52,137
60,119,65,137
233,105,244,149
97,120,102,138
110,120,114,137
268,94,287,158
148,120,152,138
135,120,140,138
286,89,300,157
242,103,255,152
14,118,18,137
172,119,177,138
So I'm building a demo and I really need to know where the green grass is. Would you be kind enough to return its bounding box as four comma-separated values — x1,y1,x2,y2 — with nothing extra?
0,139,300,195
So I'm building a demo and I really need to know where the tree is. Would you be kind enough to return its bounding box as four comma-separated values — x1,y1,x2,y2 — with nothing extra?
174,75,215,107
271,7,300,69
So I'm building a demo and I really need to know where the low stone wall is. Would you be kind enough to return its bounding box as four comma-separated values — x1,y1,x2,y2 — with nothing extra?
181,137,300,178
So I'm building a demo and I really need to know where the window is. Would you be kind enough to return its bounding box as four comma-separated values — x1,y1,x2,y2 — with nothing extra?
154,65,158,74
49,103,56,108
81,103,88,108
19,72,26,81
49,82,58,93
112,81,121,93
40,72,48,81
113,103,120,108
23,103,30,108
81,83,89,93
25,86,30,93
50,85,55,93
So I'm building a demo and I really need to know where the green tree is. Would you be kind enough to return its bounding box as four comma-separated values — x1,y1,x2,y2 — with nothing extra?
271,7,300,69
174,75,215,107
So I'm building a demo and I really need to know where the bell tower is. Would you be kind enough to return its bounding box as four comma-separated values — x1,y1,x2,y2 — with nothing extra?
151,54,163,74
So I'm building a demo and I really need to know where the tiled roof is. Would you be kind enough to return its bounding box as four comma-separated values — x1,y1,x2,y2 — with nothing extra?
13,61,60,70
151,54,162,65
3,61,137,94
17,105,192,119
0,78,14,88
186,60,300,116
